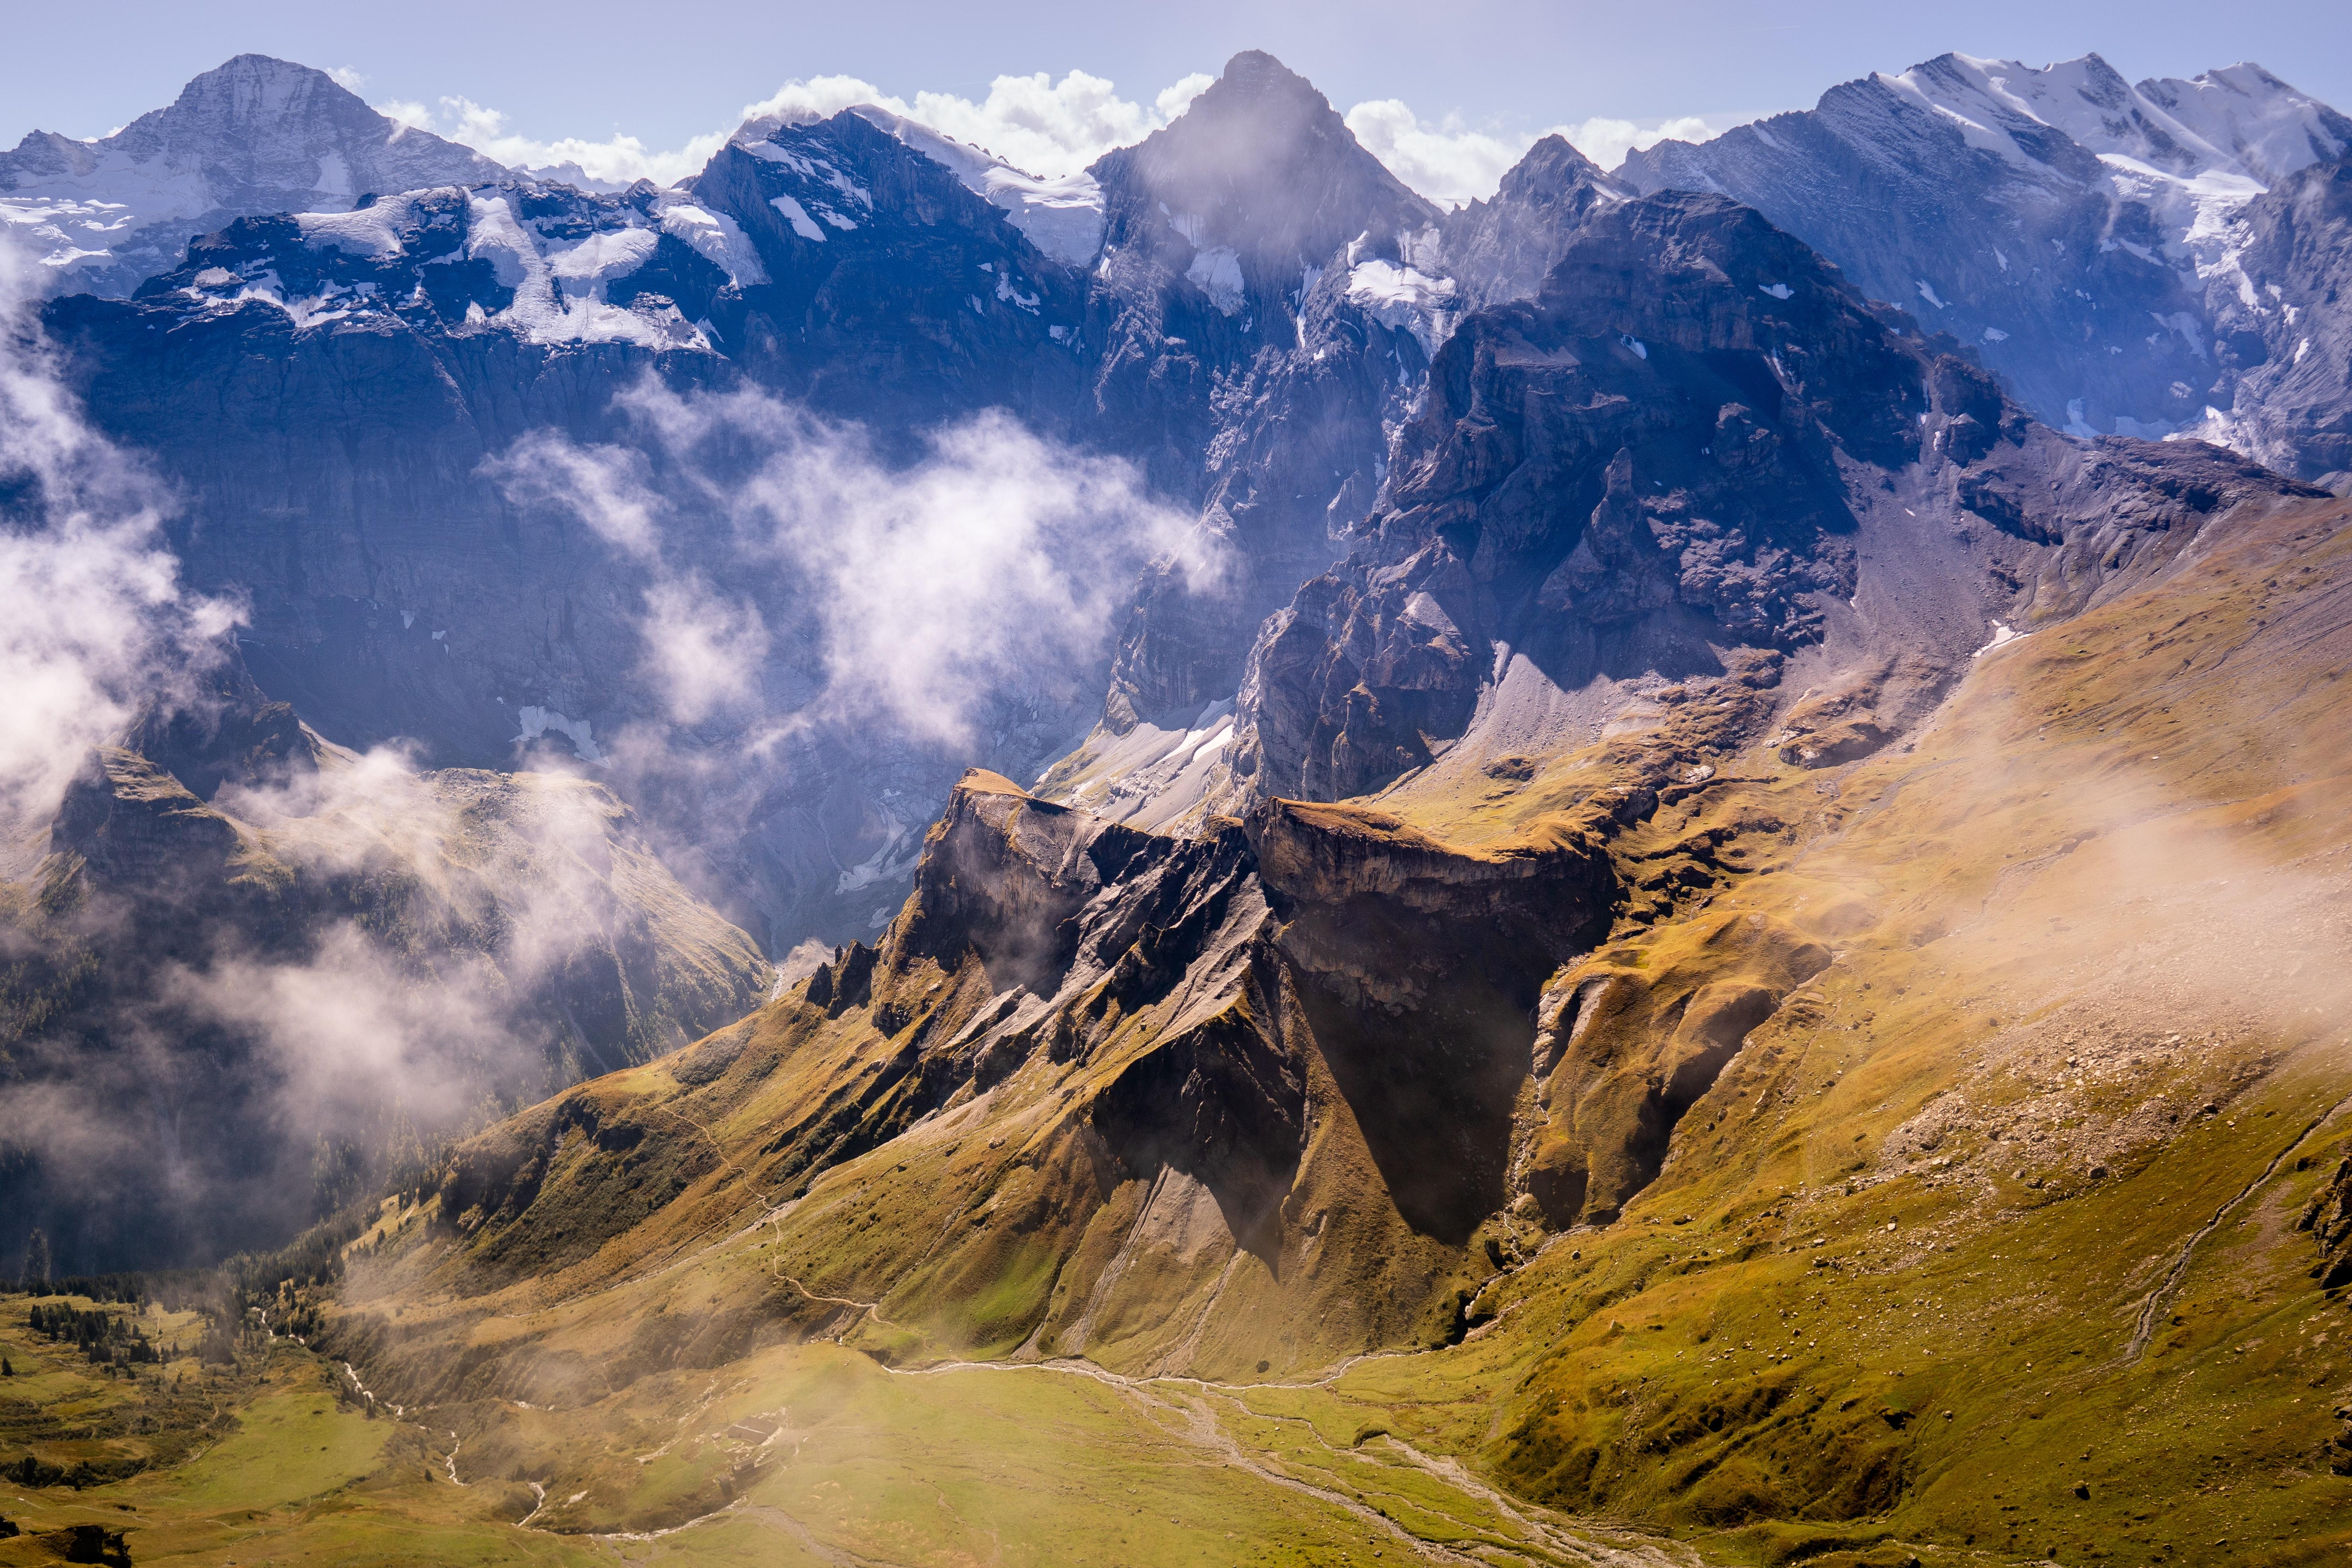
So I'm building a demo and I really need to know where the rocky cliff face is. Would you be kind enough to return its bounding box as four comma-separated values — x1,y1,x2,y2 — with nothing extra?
2,55,507,298
2199,158,2352,488
1084,53,1443,729
1439,134,1634,313
1062,124,1636,820
686,107,1091,428
1620,53,2352,461
357,766,1616,1388
1204,191,2314,813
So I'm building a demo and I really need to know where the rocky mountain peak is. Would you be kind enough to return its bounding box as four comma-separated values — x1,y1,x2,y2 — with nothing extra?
150,52,360,127
2132,60,2352,183
1091,49,1438,277
1210,184,2312,810
87,53,499,190
1438,132,1631,312
1616,49,2352,449
1499,133,1612,200
1209,49,1323,106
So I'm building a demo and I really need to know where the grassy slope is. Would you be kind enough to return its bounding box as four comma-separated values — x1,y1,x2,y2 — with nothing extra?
1343,491,2352,1563
8,495,2350,1565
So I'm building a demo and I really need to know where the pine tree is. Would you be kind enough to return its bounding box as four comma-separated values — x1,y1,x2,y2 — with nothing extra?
19,1228,49,1290
2,1356,14,1376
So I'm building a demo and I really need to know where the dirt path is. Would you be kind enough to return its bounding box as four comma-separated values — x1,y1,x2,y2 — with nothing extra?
882,1355,1698,1567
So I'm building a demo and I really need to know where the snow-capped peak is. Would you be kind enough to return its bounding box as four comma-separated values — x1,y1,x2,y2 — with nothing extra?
0,53,506,297
819,106,1108,269
1875,51,2349,189
2132,63,2352,185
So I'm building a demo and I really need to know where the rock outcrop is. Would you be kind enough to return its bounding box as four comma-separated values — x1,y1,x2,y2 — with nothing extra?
392,767,1616,1385
2305,1146,2352,1291
1525,913,1832,1226
2199,158,2352,489
1211,191,2315,811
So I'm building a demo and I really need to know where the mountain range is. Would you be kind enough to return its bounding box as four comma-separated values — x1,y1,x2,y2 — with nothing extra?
2,40,2351,1568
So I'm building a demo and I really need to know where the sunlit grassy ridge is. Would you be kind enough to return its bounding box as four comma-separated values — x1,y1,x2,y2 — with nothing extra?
7,494,2351,1565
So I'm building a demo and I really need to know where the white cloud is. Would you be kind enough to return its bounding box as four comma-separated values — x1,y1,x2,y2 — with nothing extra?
1562,113,1725,174
494,382,1212,749
327,65,367,93
1345,101,1735,208
172,761,697,1142
376,94,729,189
488,429,772,726
638,574,770,725
0,241,237,837
1344,102,1533,210
384,69,1216,192
716,400,1210,744
734,70,1211,178
375,58,1722,206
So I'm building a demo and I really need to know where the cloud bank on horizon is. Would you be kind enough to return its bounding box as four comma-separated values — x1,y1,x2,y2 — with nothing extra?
364,65,1736,207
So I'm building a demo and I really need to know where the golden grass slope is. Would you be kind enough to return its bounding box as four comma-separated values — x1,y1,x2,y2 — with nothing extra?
10,491,2350,1565
1380,491,2352,1562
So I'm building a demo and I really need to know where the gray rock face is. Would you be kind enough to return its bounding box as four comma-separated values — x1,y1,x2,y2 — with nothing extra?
23,45,2347,981
1216,192,2317,807
2200,159,2352,489
1439,135,1633,313
1619,53,2351,457
1096,125,1633,737
687,108,1091,428
1086,49,1448,729
2,54,507,298
35,51,1541,961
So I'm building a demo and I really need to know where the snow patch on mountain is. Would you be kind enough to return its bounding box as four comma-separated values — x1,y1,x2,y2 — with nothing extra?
653,200,767,286
1344,254,1457,355
514,705,604,763
1876,52,2350,269
456,193,704,348
845,107,1106,268
294,193,433,258
1185,245,1246,314
179,179,746,350
768,194,828,243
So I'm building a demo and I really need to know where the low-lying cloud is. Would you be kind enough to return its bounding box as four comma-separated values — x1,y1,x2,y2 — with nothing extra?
494,384,1212,748
2,723,762,1272
0,242,237,842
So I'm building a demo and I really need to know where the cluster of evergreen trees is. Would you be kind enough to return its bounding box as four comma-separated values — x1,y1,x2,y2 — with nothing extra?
26,1303,168,1368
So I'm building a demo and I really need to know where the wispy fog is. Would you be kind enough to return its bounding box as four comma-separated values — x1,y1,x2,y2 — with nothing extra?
493,381,1214,750
0,242,237,848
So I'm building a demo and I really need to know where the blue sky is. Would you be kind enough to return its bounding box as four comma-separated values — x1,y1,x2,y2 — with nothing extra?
12,0,2350,201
